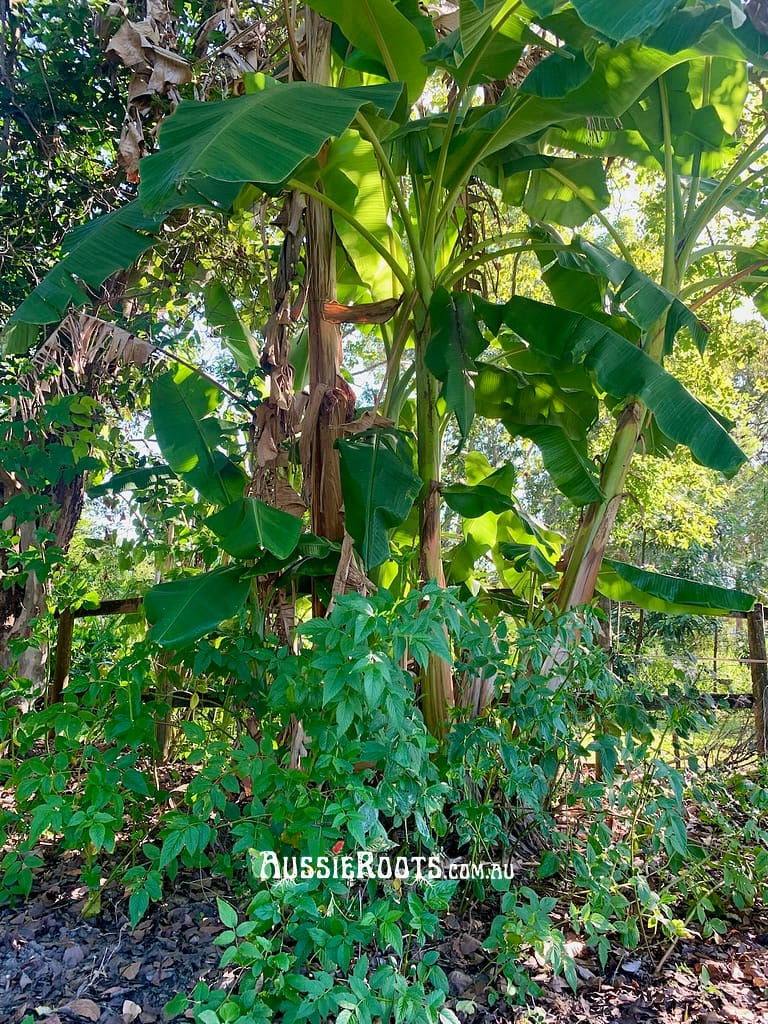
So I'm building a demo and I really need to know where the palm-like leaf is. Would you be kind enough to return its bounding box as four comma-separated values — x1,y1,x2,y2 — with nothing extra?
139,82,404,214
476,296,745,477
598,559,754,615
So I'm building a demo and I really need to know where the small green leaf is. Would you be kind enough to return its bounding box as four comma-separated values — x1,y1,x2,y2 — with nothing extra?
217,897,239,930
164,993,189,1019
129,889,150,928
538,850,560,879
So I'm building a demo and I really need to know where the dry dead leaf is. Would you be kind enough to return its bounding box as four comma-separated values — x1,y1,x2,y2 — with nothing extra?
147,48,193,91
122,998,142,1022
121,960,142,980
274,478,306,518
107,21,154,67
622,959,643,974
721,1003,754,1021
322,296,402,324
61,998,101,1022
457,934,483,956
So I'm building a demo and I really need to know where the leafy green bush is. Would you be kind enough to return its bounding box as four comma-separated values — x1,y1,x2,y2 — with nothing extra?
0,586,766,1020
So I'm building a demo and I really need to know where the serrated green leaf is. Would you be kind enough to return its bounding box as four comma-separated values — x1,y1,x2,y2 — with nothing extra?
217,897,239,930
129,889,150,928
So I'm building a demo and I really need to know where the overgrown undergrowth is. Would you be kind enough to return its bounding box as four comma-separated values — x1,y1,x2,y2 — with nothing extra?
0,588,766,1024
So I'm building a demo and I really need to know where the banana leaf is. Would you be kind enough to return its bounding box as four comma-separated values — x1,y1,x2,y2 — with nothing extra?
203,281,261,373
306,0,430,101
475,295,745,477
572,0,705,45
139,82,404,214
7,201,163,330
336,428,422,569
150,366,247,507
206,497,302,560
425,288,487,438
597,559,754,615
565,238,709,353
145,566,251,648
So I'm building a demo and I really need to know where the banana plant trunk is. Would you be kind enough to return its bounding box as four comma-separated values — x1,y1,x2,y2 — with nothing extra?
415,322,455,737
304,9,346,614
556,401,645,609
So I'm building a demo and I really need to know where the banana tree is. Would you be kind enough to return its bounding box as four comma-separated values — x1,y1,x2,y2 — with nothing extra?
4,0,764,734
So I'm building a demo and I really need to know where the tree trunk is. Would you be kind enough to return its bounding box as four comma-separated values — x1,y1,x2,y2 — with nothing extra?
747,603,767,756
1,474,85,698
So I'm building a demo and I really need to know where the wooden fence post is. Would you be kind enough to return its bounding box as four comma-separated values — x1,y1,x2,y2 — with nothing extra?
746,603,767,757
49,607,74,706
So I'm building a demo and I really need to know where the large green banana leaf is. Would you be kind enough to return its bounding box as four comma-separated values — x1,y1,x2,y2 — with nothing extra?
322,132,406,301
425,288,487,438
139,82,404,215
523,425,604,506
533,232,641,341
597,559,754,616
205,497,302,561
474,361,598,440
336,428,421,570
305,0,430,101
546,59,747,177
475,296,745,477
572,0,703,45
203,281,261,373
145,566,251,648
88,465,174,497
522,158,610,229
445,452,563,585
6,201,163,332
558,238,708,354
446,32,735,189
474,358,603,505
150,366,247,507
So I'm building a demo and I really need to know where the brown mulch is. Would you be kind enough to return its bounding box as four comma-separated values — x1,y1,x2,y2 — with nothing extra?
1,858,766,1024
0,857,227,1024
